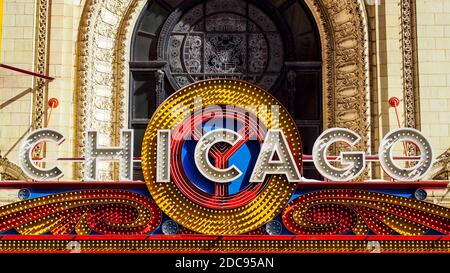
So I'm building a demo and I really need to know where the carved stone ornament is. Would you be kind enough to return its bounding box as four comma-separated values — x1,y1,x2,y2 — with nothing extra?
429,149,450,180
400,0,419,130
0,156,30,181
76,0,147,180
75,0,370,180
157,0,284,90
32,0,52,129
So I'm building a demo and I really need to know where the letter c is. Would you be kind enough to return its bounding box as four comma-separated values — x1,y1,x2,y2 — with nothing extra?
18,129,65,181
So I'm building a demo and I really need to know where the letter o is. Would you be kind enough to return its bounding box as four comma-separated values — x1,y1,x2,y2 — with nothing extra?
379,128,434,181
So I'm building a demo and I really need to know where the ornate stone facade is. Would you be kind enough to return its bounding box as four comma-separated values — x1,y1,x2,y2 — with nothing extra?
2,0,447,182
429,148,450,180
0,156,29,181
75,0,146,179
32,0,51,130
400,0,420,131
305,0,369,143
75,0,371,179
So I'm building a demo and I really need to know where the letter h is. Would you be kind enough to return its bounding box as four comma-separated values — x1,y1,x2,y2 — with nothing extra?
84,130,134,181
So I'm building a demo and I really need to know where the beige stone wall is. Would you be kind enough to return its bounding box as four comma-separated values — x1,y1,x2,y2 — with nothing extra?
369,0,412,179
0,0,83,180
0,0,35,167
381,0,405,137
44,0,83,179
416,0,450,158
366,0,450,180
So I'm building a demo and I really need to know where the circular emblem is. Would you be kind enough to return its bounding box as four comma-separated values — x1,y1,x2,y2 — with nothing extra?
18,189,30,201
266,220,283,235
142,79,301,234
159,1,284,90
162,220,179,235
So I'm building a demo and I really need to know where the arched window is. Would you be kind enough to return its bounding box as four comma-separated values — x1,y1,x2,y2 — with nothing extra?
130,0,322,179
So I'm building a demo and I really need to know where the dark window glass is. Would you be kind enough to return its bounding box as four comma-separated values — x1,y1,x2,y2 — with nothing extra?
132,2,169,61
130,0,323,180
133,35,153,61
140,3,170,34
132,126,147,158
303,163,321,180
131,72,156,120
294,71,321,120
282,1,320,61
131,125,146,181
298,125,320,155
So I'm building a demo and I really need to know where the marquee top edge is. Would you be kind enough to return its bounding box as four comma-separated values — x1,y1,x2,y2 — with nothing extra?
0,181,448,190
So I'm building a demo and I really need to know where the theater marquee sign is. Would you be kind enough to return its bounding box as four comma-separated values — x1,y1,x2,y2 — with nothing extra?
1,80,450,253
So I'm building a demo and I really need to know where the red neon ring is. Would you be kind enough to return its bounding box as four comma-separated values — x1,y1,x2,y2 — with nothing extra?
170,108,268,209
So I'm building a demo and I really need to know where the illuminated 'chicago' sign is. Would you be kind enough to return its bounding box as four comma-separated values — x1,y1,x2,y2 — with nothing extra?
18,80,434,184
19,127,433,183
13,79,435,235
2,79,450,253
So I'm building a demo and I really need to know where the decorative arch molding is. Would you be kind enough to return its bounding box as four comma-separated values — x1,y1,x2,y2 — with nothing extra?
0,158,30,181
429,149,450,180
303,0,370,150
74,0,370,179
75,0,147,179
